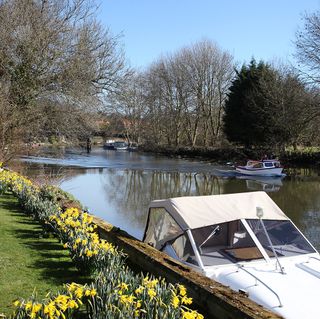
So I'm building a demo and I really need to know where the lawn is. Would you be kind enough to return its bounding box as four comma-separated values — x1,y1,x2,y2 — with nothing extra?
0,194,90,316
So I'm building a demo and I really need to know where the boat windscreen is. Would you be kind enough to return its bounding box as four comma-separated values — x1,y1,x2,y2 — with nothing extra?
264,162,274,168
191,220,263,266
246,219,316,257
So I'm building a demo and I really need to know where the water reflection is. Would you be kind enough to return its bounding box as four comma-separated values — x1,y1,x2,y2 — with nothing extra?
21,152,320,250
57,168,317,245
236,175,284,192
269,175,320,249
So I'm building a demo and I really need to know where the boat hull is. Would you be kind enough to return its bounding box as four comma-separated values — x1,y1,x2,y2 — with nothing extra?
236,166,283,177
208,253,320,319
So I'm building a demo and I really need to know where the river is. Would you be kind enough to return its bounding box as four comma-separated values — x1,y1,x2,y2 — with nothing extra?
20,146,320,250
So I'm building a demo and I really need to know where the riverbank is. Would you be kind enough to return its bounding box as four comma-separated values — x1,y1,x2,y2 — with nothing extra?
139,144,320,167
1,170,207,319
0,194,89,315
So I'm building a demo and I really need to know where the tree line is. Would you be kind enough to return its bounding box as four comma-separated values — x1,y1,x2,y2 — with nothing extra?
1,0,320,162
108,10,320,153
108,40,234,147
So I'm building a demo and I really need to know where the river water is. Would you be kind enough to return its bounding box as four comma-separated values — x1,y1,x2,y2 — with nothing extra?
21,147,320,250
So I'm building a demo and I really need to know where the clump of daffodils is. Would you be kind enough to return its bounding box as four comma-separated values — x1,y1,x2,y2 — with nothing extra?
11,283,97,319
0,169,35,196
1,169,204,319
49,207,125,274
90,267,204,319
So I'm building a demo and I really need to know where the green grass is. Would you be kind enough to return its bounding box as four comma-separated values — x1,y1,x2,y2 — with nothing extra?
0,194,90,315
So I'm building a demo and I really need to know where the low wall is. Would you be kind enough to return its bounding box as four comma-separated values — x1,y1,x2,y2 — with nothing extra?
93,216,282,319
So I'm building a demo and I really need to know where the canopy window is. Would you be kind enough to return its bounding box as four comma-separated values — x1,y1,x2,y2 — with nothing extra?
163,233,200,267
144,207,183,250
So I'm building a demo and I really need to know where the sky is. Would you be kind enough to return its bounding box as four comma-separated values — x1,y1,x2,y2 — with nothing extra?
98,0,320,69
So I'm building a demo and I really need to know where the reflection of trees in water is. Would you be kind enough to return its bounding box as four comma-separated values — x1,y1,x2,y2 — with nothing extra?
23,163,320,249
285,167,320,178
101,170,230,228
270,177,320,250
102,169,320,249
149,172,225,198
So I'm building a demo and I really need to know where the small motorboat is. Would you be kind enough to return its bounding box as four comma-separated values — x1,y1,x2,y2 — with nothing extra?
113,141,128,150
236,159,283,176
103,140,115,150
143,192,320,319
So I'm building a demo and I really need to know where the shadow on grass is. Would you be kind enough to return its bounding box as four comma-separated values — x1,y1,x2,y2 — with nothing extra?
1,195,92,287
0,196,22,214
12,227,91,285
34,259,90,286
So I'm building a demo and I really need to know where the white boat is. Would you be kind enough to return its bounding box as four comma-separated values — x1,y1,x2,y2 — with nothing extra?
103,140,115,149
236,160,283,176
143,192,320,319
113,141,128,150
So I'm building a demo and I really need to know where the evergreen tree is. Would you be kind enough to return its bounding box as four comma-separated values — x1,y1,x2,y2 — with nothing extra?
223,60,283,148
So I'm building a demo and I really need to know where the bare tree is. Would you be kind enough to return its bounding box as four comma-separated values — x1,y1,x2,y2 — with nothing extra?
107,72,148,144
295,10,320,84
142,40,234,147
178,40,234,146
143,64,168,145
0,0,128,161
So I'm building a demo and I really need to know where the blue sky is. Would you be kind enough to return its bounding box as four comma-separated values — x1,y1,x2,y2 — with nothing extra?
99,0,320,69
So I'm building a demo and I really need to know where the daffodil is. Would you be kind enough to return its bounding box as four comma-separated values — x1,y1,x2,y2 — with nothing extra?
13,300,20,307
25,301,33,311
119,282,129,291
147,288,156,299
135,286,144,295
177,284,187,297
90,288,97,297
182,310,197,319
181,295,193,305
75,287,83,298
171,294,180,308
67,299,78,309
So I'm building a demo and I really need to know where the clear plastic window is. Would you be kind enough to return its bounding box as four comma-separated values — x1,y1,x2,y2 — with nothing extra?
246,219,316,257
170,234,199,266
144,208,182,250
191,220,261,265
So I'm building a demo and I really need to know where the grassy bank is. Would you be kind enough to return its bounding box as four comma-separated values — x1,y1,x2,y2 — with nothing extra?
0,194,89,315
0,170,204,319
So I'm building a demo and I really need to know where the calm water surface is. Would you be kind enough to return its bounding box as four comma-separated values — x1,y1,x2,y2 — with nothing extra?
21,147,320,250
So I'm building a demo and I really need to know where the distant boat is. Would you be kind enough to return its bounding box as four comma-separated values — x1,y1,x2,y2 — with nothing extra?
113,141,128,150
103,140,115,150
236,159,283,177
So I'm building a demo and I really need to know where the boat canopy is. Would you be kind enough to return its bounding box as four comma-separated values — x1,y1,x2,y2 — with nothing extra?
148,191,288,231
